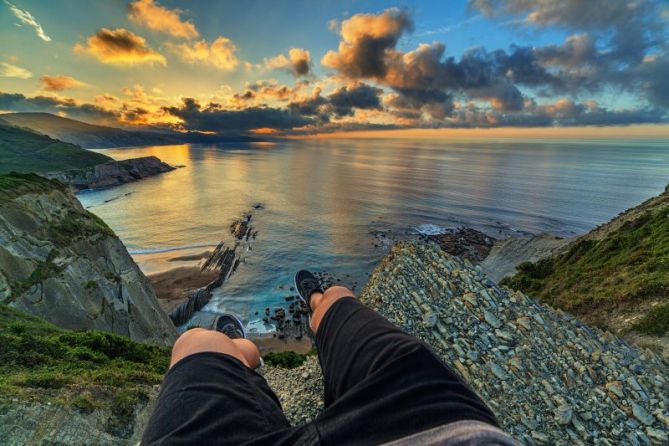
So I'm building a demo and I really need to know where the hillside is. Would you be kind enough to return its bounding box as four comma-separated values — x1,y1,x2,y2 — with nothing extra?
0,303,169,444
0,172,176,345
501,185,669,344
0,119,112,174
0,113,176,149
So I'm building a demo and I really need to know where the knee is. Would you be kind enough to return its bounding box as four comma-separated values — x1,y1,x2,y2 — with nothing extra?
170,328,236,368
322,285,354,301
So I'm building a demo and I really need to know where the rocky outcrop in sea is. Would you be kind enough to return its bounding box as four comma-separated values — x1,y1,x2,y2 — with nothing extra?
169,209,261,326
0,173,175,345
265,242,669,445
46,156,175,191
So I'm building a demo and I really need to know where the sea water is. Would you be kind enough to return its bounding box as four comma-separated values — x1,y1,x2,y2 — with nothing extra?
77,137,669,332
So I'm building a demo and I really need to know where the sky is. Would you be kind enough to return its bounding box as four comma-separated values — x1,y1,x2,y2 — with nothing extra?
1,0,668,136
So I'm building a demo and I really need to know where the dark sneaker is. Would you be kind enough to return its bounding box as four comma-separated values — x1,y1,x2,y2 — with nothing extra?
294,270,323,313
214,314,246,339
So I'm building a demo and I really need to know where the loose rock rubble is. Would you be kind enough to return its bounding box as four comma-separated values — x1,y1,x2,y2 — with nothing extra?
264,242,669,445
262,356,325,425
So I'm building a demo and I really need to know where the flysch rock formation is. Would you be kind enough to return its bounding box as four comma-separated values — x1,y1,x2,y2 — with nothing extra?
0,175,175,346
46,156,175,191
480,234,570,282
263,242,669,445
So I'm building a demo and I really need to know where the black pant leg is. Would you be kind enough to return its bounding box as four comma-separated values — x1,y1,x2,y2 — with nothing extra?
314,297,498,445
142,352,291,446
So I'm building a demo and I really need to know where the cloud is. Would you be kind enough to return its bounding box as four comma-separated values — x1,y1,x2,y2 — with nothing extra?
0,62,32,79
4,1,51,42
170,37,239,70
321,6,669,127
328,84,383,116
288,83,384,121
40,75,86,91
469,0,663,63
162,97,311,131
265,48,312,76
322,8,413,78
128,0,198,39
74,28,166,66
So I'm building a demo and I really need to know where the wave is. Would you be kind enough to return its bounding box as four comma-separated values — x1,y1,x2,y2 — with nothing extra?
415,224,448,235
129,243,216,255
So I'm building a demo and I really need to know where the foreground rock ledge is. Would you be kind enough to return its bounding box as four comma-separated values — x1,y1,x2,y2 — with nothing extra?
264,242,669,445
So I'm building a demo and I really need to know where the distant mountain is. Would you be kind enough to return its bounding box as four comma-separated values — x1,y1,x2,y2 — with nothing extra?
0,119,112,174
0,113,262,149
0,113,178,149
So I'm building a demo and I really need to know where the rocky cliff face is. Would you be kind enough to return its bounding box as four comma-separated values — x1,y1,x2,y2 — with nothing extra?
46,156,175,191
0,173,175,345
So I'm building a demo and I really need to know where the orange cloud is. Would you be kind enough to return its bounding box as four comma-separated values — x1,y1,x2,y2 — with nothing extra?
322,8,411,77
128,0,198,39
170,37,238,70
74,28,166,66
40,75,86,91
265,48,311,76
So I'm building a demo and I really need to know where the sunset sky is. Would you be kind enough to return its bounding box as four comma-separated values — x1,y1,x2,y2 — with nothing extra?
1,0,668,136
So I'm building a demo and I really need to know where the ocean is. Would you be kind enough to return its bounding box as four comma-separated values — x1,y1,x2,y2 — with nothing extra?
77,137,669,333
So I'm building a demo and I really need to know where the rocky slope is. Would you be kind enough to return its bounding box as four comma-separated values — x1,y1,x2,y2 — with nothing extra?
480,234,569,282
45,156,175,191
0,173,175,345
265,243,669,445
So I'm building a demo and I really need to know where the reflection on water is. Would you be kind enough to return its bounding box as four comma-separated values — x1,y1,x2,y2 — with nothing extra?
78,138,669,331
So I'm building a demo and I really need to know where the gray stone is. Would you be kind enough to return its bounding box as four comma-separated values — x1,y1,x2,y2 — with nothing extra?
555,404,573,425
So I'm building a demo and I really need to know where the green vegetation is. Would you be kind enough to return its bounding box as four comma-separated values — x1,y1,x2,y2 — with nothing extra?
263,350,316,368
0,303,170,419
0,121,111,174
501,209,669,335
632,303,669,336
0,172,68,202
48,210,115,246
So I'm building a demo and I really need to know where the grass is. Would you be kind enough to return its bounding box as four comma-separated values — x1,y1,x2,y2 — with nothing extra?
501,209,669,335
0,303,170,430
632,303,669,336
263,350,316,368
0,123,111,174
0,172,68,202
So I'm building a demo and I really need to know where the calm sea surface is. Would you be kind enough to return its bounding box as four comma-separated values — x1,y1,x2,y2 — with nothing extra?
78,137,669,332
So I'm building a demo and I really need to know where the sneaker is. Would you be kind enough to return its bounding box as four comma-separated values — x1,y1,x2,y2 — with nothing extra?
294,270,323,313
214,313,246,339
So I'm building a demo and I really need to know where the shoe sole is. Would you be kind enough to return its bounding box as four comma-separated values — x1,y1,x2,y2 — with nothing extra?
215,313,246,339
294,272,315,340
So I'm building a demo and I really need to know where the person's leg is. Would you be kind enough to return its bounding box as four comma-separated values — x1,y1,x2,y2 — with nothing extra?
169,328,261,368
142,329,290,446
311,287,499,445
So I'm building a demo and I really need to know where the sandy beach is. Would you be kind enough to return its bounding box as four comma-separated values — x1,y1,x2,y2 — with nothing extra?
148,266,219,313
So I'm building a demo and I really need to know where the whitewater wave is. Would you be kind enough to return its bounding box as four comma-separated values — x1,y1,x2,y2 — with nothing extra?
129,243,216,255
415,224,448,236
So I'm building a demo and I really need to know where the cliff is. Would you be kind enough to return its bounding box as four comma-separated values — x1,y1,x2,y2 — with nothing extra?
0,173,175,345
46,156,176,191
501,184,669,352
